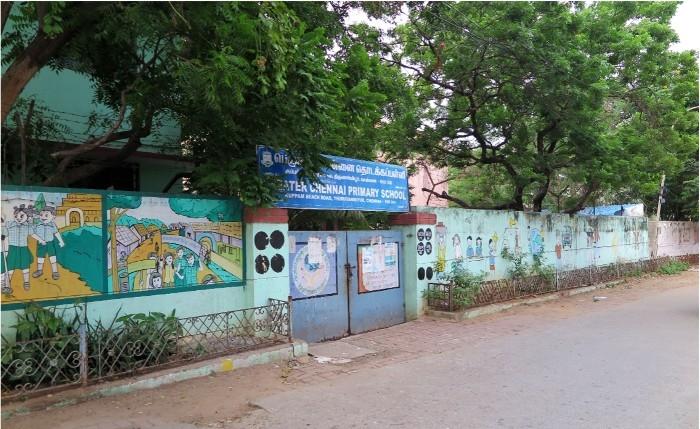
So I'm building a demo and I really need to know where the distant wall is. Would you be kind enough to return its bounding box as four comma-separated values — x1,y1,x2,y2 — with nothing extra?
393,207,650,316
648,221,699,258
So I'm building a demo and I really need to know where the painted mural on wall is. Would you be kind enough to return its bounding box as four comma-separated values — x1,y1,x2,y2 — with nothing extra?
358,239,399,293
290,236,337,299
1,188,245,306
1,190,103,303
414,208,649,283
106,194,243,293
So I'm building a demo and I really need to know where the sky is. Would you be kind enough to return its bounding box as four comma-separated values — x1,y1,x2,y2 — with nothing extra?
347,2,699,54
670,1,699,52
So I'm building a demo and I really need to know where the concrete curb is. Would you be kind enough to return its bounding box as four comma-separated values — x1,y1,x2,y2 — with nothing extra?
2,340,308,421
426,280,625,321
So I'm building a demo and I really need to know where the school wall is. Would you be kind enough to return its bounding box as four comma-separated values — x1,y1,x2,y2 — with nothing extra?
648,221,699,258
398,207,650,317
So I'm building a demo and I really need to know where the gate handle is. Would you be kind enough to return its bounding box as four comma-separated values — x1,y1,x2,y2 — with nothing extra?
344,263,356,278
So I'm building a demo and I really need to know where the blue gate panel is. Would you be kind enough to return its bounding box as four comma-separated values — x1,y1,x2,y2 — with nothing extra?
289,232,348,343
348,231,405,335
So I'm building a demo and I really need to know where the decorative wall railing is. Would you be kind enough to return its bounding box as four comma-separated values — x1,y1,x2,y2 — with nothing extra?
427,255,698,312
1,298,291,400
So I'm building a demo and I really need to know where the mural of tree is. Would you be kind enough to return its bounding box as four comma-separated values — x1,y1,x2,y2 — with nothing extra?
105,194,142,292
34,193,46,211
168,198,242,222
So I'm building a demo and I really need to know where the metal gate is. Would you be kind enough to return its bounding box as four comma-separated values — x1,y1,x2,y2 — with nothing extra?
288,230,405,343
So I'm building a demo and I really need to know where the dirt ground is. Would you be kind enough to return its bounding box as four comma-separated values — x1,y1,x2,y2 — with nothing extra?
2,269,697,429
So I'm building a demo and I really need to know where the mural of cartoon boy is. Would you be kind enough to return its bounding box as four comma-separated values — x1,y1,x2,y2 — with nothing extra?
163,252,175,287
475,237,483,257
466,236,474,258
31,204,65,280
180,252,203,285
488,235,498,272
5,205,35,291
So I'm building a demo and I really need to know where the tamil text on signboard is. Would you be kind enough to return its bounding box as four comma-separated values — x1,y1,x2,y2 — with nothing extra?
257,146,409,212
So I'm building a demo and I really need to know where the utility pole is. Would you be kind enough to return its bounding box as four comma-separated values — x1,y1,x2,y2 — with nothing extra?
656,173,665,220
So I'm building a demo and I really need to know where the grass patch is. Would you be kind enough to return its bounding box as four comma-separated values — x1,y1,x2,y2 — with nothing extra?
657,260,690,275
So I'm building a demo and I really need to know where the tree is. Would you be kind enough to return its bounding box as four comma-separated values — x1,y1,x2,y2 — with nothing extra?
383,2,698,212
105,194,141,292
2,2,410,206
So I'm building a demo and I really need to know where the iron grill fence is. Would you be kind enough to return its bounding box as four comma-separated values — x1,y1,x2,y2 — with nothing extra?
427,255,698,312
2,298,291,400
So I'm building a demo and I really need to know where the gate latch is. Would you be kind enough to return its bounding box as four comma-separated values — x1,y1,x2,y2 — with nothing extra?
344,263,355,279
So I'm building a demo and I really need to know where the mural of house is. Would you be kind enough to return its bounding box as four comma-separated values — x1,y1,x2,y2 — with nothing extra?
56,193,103,228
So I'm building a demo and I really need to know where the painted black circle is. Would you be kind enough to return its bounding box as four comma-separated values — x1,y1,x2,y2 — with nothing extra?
426,267,434,280
417,228,425,241
425,242,433,255
418,267,425,280
255,255,270,274
417,242,425,255
270,230,285,249
271,254,285,272
254,231,269,250
425,228,433,241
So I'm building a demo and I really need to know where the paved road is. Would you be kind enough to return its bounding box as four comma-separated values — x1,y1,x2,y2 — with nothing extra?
240,281,699,428
4,272,697,429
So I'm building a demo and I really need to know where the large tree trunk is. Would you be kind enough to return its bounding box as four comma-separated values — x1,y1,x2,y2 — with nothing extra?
531,175,551,212
1,30,76,124
564,182,599,214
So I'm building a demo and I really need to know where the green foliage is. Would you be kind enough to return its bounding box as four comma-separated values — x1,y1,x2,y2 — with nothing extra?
56,227,104,291
531,254,556,285
3,3,415,205
500,248,530,279
105,194,142,210
168,198,242,222
657,260,690,275
501,248,555,284
384,2,698,212
441,261,486,308
1,305,180,391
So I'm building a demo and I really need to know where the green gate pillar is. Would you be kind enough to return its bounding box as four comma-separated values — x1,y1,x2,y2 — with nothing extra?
390,211,438,320
243,208,290,308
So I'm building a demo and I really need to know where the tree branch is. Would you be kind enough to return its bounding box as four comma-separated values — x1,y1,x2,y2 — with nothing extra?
50,87,130,162
421,187,516,210
564,181,600,214
14,99,35,185
43,109,154,186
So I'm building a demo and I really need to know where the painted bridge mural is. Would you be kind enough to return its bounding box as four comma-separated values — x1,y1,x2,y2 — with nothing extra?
1,188,243,305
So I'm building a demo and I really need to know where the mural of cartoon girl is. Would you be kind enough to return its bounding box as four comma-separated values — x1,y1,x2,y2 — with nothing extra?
466,236,474,257
181,252,203,285
149,272,163,289
5,205,35,291
163,252,175,287
475,237,483,257
30,204,65,281
452,234,463,261
174,247,186,287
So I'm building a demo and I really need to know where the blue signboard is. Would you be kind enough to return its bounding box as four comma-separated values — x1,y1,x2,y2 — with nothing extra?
257,146,409,212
